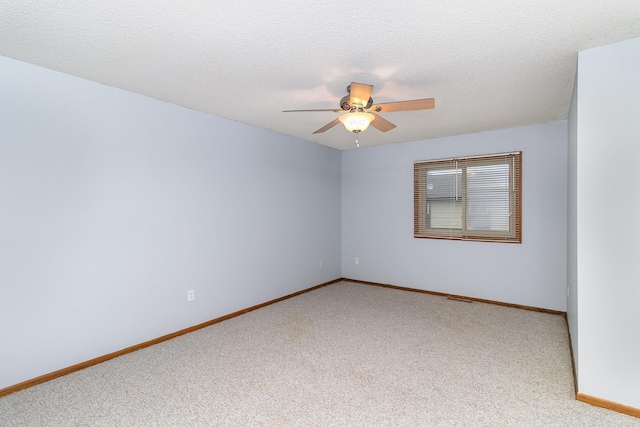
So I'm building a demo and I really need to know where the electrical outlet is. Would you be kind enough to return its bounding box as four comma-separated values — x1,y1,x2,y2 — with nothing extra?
355,257,359,264
187,290,195,301
319,260,323,269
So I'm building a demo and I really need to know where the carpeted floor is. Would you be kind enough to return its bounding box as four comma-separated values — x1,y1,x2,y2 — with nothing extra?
1,281,639,426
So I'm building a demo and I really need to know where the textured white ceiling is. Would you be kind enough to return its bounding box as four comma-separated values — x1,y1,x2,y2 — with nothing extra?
2,1,640,150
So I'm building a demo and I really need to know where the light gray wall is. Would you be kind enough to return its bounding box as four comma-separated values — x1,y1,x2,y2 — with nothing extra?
575,37,640,408
567,69,579,379
342,121,568,311
0,56,342,390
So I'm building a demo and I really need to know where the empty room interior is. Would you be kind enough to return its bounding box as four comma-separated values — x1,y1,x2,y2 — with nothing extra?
1,1,640,425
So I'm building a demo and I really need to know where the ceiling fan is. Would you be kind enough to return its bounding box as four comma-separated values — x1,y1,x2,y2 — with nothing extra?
283,82,435,147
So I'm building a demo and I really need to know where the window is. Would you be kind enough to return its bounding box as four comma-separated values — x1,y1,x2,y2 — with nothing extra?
414,152,521,243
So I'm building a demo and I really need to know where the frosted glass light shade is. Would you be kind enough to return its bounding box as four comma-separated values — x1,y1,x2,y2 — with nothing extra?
339,112,375,132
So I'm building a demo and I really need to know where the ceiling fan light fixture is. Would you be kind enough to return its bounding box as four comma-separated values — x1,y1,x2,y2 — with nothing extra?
339,112,374,133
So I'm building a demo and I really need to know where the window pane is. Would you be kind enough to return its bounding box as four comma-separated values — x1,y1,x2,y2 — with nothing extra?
426,169,462,229
466,164,509,231
430,200,462,229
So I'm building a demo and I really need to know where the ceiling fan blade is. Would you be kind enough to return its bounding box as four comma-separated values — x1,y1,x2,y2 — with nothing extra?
349,82,374,108
313,118,342,134
370,98,435,113
369,114,396,132
283,108,342,112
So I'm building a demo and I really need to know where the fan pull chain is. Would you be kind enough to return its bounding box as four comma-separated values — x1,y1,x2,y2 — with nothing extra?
353,129,361,148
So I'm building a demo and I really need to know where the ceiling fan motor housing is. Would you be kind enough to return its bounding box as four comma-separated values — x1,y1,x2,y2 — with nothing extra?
340,95,373,111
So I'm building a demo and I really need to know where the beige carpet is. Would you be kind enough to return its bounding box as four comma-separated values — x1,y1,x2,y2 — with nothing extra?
1,281,638,426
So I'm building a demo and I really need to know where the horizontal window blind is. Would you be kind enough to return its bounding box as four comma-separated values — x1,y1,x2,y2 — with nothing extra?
414,152,521,243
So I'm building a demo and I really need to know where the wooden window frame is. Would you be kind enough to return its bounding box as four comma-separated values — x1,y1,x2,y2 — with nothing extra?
414,152,522,243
